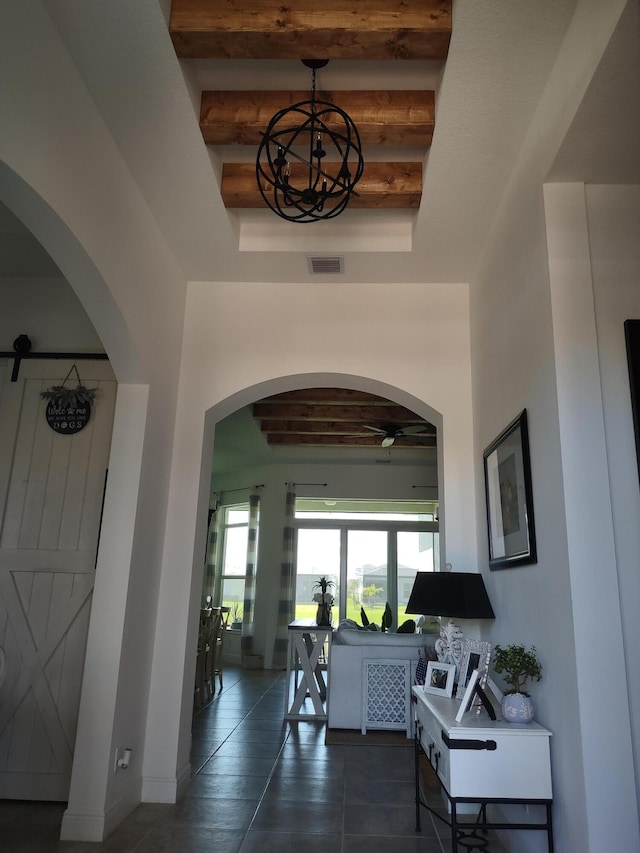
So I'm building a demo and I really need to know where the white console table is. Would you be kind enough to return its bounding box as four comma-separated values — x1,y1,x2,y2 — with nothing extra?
284,619,332,720
413,686,553,852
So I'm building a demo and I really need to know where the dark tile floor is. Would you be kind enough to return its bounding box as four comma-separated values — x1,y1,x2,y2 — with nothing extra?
1,666,505,852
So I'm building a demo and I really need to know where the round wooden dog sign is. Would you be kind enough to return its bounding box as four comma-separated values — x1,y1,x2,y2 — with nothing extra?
45,400,92,435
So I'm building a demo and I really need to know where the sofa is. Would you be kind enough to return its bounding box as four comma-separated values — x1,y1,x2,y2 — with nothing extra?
327,625,438,731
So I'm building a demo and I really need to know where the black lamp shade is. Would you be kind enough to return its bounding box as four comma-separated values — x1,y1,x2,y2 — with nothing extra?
405,572,495,620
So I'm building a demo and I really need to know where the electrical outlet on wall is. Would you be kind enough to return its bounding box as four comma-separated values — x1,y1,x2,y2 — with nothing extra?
114,747,132,770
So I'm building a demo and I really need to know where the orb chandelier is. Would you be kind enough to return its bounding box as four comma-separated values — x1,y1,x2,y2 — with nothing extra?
256,60,364,223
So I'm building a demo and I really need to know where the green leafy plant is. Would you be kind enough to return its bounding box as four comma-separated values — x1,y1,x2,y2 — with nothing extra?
362,583,383,605
40,384,97,409
313,576,335,596
381,601,393,633
493,644,542,696
230,600,242,623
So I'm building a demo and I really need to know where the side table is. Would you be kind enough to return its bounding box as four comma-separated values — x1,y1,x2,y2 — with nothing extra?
284,619,332,720
413,686,553,852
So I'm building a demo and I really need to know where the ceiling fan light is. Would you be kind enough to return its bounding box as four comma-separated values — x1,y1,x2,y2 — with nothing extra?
381,436,395,448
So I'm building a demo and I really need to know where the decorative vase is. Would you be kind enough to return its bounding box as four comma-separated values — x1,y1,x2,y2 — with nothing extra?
501,693,534,723
316,603,331,626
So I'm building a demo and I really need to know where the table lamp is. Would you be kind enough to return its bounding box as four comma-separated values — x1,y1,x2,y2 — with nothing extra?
405,571,495,666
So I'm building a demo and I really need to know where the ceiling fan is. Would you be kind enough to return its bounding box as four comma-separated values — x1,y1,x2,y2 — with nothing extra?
362,423,433,448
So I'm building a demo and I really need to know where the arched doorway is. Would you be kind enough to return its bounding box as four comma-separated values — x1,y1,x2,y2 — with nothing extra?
200,377,443,671
0,178,141,806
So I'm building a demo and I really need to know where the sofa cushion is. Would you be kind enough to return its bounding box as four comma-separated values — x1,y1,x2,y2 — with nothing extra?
333,627,436,646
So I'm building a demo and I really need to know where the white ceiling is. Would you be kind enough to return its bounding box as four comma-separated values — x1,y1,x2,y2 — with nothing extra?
548,0,640,185
3,0,638,286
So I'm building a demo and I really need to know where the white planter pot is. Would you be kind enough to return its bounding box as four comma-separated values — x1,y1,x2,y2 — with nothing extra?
501,693,534,723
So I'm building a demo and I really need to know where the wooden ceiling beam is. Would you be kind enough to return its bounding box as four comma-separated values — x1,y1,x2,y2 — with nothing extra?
253,402,429,422
170,0,452,60
222,161,422,209
258,388,401,405
201,91,434,147
266,433,436,448
259,420,434,435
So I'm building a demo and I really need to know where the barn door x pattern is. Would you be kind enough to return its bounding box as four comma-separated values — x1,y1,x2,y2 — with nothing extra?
0,360,116,800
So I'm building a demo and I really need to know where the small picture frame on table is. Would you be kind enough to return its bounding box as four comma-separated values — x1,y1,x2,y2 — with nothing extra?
424,661,456,698
455,639,492,700
455,669,479,722
486,676,503,703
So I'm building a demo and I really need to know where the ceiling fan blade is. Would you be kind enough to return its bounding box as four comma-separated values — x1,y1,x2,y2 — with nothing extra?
362,424,388,435
398,424,432,436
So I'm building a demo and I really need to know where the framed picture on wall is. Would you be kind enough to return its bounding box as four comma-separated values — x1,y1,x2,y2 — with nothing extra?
624,320,640,485
483,410,537,570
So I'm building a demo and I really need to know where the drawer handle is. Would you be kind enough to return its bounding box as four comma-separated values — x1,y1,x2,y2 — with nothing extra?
442,731,497,751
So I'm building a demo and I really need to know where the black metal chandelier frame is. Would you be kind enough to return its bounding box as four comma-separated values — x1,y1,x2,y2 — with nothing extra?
256,60,364,223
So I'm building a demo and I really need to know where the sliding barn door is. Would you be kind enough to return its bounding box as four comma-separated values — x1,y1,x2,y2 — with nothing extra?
0,358,116,800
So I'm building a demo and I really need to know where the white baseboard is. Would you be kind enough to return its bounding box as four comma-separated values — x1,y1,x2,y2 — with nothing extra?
60,786,140,842
141,760,191,803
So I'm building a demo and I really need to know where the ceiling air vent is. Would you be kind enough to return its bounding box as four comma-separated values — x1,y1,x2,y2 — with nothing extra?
307,256,344,275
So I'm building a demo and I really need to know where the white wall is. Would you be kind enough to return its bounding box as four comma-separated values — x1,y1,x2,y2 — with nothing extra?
469,2,639,850
1,3,188,839
586,184,640,800
0,277,103,352
545,182,637,852
142,279,475,798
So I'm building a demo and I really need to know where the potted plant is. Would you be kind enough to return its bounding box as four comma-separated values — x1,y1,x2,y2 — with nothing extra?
312,576,335,626
493,644,542,723
229,600,243,629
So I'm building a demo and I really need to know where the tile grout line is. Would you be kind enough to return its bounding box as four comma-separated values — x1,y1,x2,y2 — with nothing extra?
196,671,291,851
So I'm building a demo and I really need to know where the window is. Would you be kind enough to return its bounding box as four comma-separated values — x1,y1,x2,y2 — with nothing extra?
214,503,253,626
294,499,438,628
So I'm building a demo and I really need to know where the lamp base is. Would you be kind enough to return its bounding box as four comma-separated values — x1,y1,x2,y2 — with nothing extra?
435,619,464,667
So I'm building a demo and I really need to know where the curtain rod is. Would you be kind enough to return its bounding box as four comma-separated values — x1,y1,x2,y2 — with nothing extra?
288,482,328,487
214,484,264,495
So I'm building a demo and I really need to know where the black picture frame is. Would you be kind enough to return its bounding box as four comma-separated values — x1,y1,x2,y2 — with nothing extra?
483,409,537,570
624,320,640,486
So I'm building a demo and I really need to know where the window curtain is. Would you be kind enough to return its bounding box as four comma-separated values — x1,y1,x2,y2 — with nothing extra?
203,506,219,605
272,486,296,669
241,492,260,658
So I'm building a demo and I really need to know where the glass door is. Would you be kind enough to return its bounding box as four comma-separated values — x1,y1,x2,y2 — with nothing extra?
294,528,340,620
346,529,388,625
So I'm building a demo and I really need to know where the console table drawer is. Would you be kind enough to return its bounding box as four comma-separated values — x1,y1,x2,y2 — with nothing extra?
416,699,450,788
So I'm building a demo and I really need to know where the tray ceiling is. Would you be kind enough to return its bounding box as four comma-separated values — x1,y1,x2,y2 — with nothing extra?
169,0,452,213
